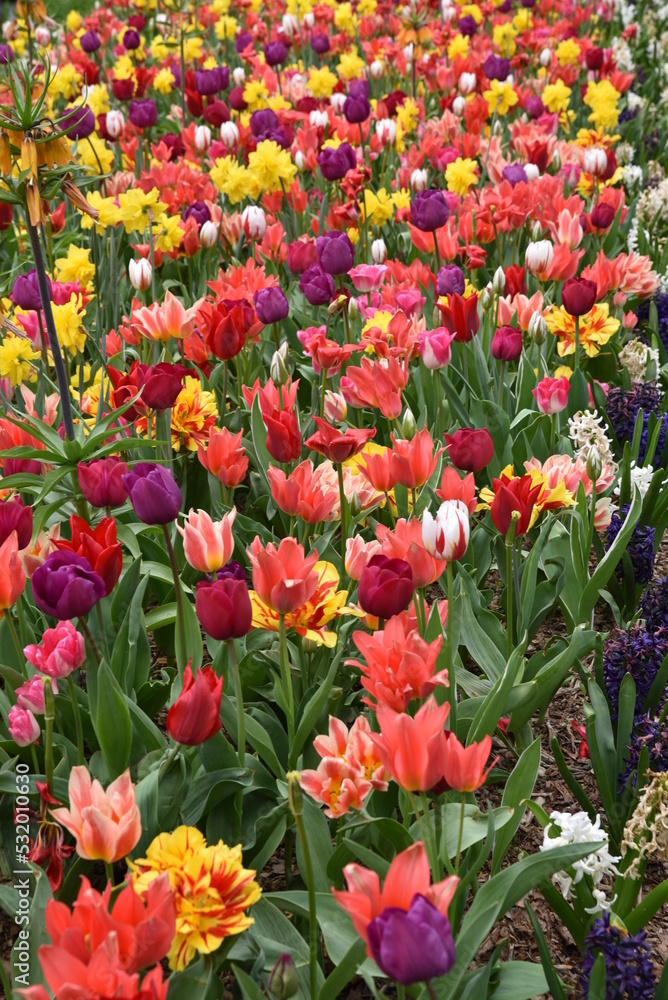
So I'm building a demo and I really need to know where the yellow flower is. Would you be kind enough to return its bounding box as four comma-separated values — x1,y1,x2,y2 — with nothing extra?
357,0,377,14
542,78,572,114
545,302,620,358
53,294,87,355
251,561,359,646
66,11,82,30
210,157,252,204
347,227,359,244
362,310,393,340
337,49,366,80
248,140,297,194
47,63,81,101
512,8,532,29
392,188,411,211
86,84,110,116
555,38,581,65
56,245,95,288
171,376,218,452
113,55,136,80
215,16,237,40
150,35,169,60
584,79,620,130
396,98,420,134
461,4,483,23
446,157,478,196
334,2,358,34
130,826,261,972
0,336,38,386
154,214,185,253
447,34,469,60
363,188,395,227
71,133,114,175
153,67,176,95
183,36,203,61
493,22,517,57
308,66,338,99
80,192,121,234
117,188,164,235
242,78,269,111
484,79,518,116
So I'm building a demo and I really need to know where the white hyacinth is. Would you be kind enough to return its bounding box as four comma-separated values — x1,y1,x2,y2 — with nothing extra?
568,410,615,467
540,810,621,911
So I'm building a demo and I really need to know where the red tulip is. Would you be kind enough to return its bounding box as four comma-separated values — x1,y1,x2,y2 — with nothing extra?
166,662,223,745
437,291,480,343
305,417,376,464
444,428,494,473
55,515,122,596
561,277,597,317
489,474,542,536
265,408,302,463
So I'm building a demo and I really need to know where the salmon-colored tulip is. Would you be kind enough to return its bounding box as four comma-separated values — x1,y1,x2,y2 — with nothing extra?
51,766,141,863
332,841,459,955
247,536,319,614
435,466,477,513
197,427,249,489
390,427,442,489
370,696,450,792
177,508,236,572
441,733,497,792
0,531,26,612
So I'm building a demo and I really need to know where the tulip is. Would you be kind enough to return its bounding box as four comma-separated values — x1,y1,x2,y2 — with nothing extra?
358,554,415,620
183,201,211,229
491,324,523,361
368,895,456,985
410,189,449,232
265,408,302,463
137,362,187,410
241,205,267,240
196,562,253,641
300,265,335,305
435,466,477,512
55,515,122,597
483,53,510,79
254,287,290,325
80,29,101,52
590,202,616,230
311,32,330,54
561,277,597,316
32,551,104,620
582,147,608,177
318,143,357,181
436,265,465,297
324,390,347,423
417,327,455,369
0,498,32,549
422,501,470,561
123,28,140,49
586,47,604,70
12,269,48,310
177,508,236,573
316,231,355,275
287,238,319,274
345,535,382,580
343,93,370,123
305,417,375,464
128,258,152,292
525,240,554,276
123,463,182,525
77,457,129,508
198,427,249,489
441,732,497,792
489,474,542,537
390,427,440,489
444,427,495,473
105,109,125,138
128,99,158,129
532,375,570,415
8,703,40,746
268,953,299,1000
16,676,52,714
166,662,223,745
198,298,254,360
24,621,86,679
437,291,480,343
61,104,96,140
51,767,141,863
371,239,387,264
247,536,319,614
371,696,449,791
220,120,240,148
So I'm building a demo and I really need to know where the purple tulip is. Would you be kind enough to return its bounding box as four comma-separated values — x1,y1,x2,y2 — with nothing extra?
457,14,477,35
195,67,228,96
12,270,49,311
311,33,330,54
254,287,290,324
367,895,456,986
182,201,211,228
250,108,279,136
316,231,355,275
80,31,101,53
61,104,96,140
122,463,182,524
318,143,357,181
410,189,449,233
502,164,528,187
590,202,616,230
437,265,465,297
525,96,546,119
235,32,253,54
264,41,288,67
483,54,511,81
32,551,106,620
123,28,141,49
0,44,15,64
262,127,291,149
128,99,158,129
0,499,32,549
358,554,415,619
213,66,230,91
343,94,370,124
300,265,335,306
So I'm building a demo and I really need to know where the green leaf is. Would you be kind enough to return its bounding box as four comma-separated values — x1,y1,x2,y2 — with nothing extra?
11,864,52,992
509,629,594,732
249,897,325,994
492,962,551,1000
165,956,218,1000
94,661,133,779
524,904,568,1000
318,939,367,1000
587,953,606,999
458,588,507,681
436,804,514,859
231,964,266,1000
110,574,149,691
626,876,668,934
578,488,642,623
289,652,341,769
491,738,541,875
176,587,203,673
296,796,334,892
467,645,524,744
181,768,253,825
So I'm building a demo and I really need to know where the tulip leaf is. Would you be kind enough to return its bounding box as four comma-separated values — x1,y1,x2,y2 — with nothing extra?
457,588,507,681
231,964,266,1000
467,645,525,745
181,767,253,825
248,897,326,993
175,584,203,674
165,956,218,1000
289,652,341,769
295,796,334,892
110,573,149,691
577,486,642,624
491,961,551,1000
490,738,541,875
94,661,133,779
318,938,368,1000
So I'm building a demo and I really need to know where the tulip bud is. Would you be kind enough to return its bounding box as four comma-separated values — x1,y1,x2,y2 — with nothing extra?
200,220,218,249
411,168,428,191
375,119,396,146
241,205,267,240
35,26,50,46
128,258,152,291
287,771,304,816
458,72,476,95
270,344,290,385
232,66,246,87
269,954,299,1000
294,150,306,171
531,220,543,241
539,47,552,66
106,110,125,139
302,11,315,27
525,239,554,276
479,286,493,310
401,409,416,440
370,59,384,79
282,14,299,37
310,110,329,129
349,492,362,518
582,147,608,177
586,447,603,483
330,92,346,112
403,42,414,63
219,121,239,149
348,296,359,319
452,96,466,116
492,266,506,294
324,390,347,423
493,119,503,136
194,124,212,152
525,163,540,181
371,238,387,264
551,150,561,172
528,311,547,344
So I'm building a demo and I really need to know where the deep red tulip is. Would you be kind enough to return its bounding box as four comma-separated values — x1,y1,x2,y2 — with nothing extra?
437,292,480,343
265,408,302,463
77,458,129,508
491,325,523,361
358,554,415,619
444,428,494,473
166,662,222,746
561,277,597,316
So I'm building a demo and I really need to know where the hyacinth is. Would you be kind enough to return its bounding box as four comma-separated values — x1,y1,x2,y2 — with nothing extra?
605,382,668,463
603,626,668,720
621,715,668,789
539,811,620,910
605,505,656,588
581,913,656,999
638,293,668,352
622,771,668,875
640,576,668,631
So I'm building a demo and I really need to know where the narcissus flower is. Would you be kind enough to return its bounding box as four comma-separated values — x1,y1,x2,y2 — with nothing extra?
130,826,261,971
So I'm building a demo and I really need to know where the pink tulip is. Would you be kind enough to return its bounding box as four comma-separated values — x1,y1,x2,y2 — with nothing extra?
177,507,236,573
24,620,86,679
51,766,141,863
8,704,40,746
532,375,570,415
16,676,57,714
417,328,456,370
348,264,388,292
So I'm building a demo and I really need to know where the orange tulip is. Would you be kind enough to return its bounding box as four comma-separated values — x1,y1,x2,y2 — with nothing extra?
247,536,319,614
370,696,450,792
389,427,442,490
435,466,477,513
441,733,497,792
51,766,141,863
197,426,249,489
0,531,26,612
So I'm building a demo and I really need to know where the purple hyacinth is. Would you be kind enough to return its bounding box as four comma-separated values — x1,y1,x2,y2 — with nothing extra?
640,576,668,631
638,294,668,353
581,913,655,999
605,504,656,588
605,382,668,464
621,714,668,788
603,625,668,721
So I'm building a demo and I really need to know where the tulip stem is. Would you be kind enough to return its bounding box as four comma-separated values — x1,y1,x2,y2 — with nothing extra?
278,614,295,747
162,525,187,675
454,793,466,875
78,617,102,667
426,982,439,1000
573,314,580,372
505,534,514,658
43,680,55,797
397,986,406,1000
6,614,24,668
228,640,245,769
104,860,115,887
293,806,319,1000
419,790,442,880
67,676,85,765
337,463,348,587
445,561,456,726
